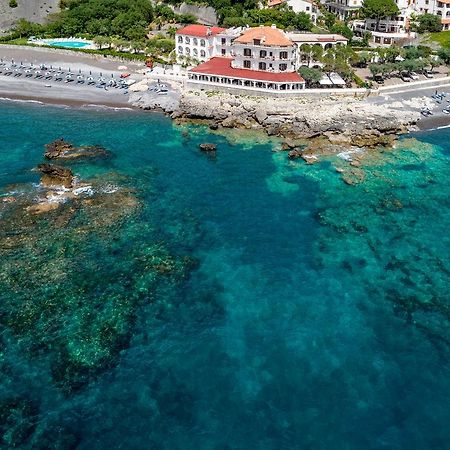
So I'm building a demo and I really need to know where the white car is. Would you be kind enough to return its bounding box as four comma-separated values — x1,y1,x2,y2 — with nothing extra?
409,71,419,80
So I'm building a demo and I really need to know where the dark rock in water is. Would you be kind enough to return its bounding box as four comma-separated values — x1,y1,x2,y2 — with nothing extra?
209,123,219,131
287,149,302,160
45,138,109,160
281,139,298,151
199,143,217,152
37,163,74,188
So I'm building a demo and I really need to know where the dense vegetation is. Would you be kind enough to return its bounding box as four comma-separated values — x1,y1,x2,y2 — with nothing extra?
360,0,399,30
411,13,442,33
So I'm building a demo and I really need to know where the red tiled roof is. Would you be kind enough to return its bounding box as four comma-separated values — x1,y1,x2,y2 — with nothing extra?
190,57,304,83
268,0,286,6
441,17,450,23
234,26,294,47
176,24,226,37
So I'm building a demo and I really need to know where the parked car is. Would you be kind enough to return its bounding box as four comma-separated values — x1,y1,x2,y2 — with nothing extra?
424,70,434,79
373,74,384,84
409,71,420,80
400,72,411,82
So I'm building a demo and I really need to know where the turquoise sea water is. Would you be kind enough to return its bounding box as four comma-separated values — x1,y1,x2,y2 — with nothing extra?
0,101,449,449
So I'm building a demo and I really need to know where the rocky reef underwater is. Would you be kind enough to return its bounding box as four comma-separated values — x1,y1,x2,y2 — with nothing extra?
271,133,450,348
0,139,198,448
0,101,449,449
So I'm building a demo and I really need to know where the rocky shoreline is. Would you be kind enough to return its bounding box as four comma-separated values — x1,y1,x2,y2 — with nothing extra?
131,87,421,154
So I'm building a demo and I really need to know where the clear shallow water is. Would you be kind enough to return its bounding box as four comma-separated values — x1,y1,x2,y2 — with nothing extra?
0,101,449,449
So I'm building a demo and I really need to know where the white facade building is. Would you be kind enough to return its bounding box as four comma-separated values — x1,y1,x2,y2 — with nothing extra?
231,26,297,73
268,0,320,23
325,0,363,20
176,24,349,94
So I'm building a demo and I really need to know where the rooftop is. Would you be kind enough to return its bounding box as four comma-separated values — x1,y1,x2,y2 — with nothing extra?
190,57,304,83
288,33,348,43
234,26,294,47
176,24,226,38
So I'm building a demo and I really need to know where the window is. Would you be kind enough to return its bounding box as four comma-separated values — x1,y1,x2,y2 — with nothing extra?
178,46,183,54
185,37,190,44
244,60,251,69
200,39,206,47
222,38,226,45
260,50,267,58
200,50,206,57
306,6,310,10
186,47,190,54
221,48,226,55
259,62,266,70
279,63,287,71
193,38,198,46
280,51,288,60
178,36,183,43
254,39,261,45
244,48,252,57
193,48,198,56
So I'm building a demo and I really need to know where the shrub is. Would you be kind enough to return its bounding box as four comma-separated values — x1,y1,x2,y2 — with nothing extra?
9,0,18,7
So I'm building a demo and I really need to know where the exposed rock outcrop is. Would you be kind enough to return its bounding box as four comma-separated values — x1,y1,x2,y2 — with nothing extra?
199,143,217,152
45,139,109,160
169,91,420,150
37,163,74,188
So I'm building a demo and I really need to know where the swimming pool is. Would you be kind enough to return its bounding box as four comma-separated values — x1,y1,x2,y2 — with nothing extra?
31,38,94,49
47,40,92,48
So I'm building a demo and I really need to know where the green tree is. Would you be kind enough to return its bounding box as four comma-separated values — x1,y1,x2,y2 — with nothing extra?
330,23,354,41
361,0,399,31
369,63,382,78
412,13,441,33
298,66,323,86
324,12,336,30
93,35,108,50
438,48,450,64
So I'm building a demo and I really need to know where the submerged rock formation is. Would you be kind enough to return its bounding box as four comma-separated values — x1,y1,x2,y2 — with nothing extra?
45,138,109,160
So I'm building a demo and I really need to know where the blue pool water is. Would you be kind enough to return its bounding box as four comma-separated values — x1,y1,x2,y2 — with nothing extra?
0,101,449,449
46,40,91,48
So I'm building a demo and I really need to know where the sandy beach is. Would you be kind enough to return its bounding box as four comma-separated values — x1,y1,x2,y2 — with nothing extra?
0,45,145,108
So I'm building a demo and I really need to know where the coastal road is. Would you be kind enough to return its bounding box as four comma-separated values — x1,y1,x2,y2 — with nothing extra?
368,84,450,130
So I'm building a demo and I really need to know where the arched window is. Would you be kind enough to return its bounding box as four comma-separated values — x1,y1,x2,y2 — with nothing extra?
279,63,287,71
186,47,190,54
200,39,206,47
193,38,198,45
178,36,183,43
193,48,198,56
260,50,267,58
185,37,190,44
200,50,206,57
178,46,183,54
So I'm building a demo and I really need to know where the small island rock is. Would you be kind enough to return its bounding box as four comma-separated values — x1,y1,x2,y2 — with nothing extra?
199,143,217,152
37,164,74,188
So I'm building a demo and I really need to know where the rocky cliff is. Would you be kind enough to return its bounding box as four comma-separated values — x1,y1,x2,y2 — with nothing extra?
0,0,59,33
